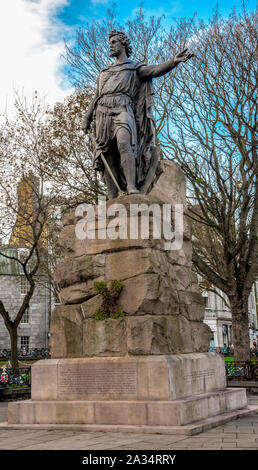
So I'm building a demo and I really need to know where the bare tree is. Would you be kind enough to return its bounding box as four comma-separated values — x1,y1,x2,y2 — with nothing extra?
44,90,104,206
0,175,50,368
0,94,62,367
160,9,257,361
0,87,105,366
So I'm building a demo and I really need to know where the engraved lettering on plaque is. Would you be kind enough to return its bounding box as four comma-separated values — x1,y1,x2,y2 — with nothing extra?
58,363,137,398
183,369,215,382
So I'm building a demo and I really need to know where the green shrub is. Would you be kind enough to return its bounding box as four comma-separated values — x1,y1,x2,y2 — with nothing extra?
94,281,124,321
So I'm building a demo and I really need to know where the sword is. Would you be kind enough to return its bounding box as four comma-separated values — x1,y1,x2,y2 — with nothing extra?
99,152,124,196
87,125,126,197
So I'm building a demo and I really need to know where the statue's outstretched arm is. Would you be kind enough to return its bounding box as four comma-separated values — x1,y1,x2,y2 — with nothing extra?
138,48,194,80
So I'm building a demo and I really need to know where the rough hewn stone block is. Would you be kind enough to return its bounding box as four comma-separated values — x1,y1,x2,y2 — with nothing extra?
126,315,194,355
166,241,193,266
119,274,159,315
105,248,153,281
58,224,86,258
178,291,205,321
149,160,186,206
191,322,212,352
59,276,104,304
84,235,163,256
54,259,81,287
49,305,83,358
83,318,126,356
55,254,106,289
81,295,103,318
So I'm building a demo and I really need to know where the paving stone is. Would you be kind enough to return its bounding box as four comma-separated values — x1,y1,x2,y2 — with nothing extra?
0,394,258,450
220,444,237,449
0,444,24,450
115,444,167,450
188,436,223,441
18,443,64,450
184,443,205,448
237,448,258,451
235,435,257,441
224,436,244,443
129,435,187,444
166,446,188,450
236,441,258,448
202,431,228,435
202,445,222,449
223,428,238,433
235,428,255,433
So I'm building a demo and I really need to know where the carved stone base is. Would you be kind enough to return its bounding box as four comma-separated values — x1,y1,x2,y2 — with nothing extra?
7,353,255,434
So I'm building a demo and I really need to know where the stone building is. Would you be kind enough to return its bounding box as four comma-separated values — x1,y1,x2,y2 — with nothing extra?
203,283,258,350
0,172,52,351
0,248,51,351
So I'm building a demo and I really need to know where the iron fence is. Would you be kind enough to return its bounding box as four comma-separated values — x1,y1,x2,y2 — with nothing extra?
0,348,50,360
225,361,258,381
209,346,258,358
209,346,234,355
0,367,31,389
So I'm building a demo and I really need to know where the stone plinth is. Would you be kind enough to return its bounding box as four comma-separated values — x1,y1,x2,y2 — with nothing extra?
8,354,251,433
30,354,226,402
7,161,255,434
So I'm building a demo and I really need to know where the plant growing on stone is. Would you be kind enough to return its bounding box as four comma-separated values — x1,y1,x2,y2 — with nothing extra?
94,280,124,320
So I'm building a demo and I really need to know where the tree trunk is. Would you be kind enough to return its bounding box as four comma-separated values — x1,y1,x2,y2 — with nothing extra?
229,296,250,362
0,301,19,369
9,326,19,369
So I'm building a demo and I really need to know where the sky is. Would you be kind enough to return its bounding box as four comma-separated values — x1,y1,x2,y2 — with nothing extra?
0,0,256,118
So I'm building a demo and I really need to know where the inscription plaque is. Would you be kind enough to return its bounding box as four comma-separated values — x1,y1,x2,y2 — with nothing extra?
183,369,215,382
58,362,137,398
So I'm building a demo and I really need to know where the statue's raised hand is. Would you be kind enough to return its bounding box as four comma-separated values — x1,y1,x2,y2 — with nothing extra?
174,48,194,64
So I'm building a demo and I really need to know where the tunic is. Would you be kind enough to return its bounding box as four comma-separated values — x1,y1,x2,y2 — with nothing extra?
91,59,155,187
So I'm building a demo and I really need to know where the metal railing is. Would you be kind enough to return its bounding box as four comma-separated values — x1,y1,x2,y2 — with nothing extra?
209,346,234,355
209,346,258,358
0,367,31,389
225,361,258,381
0,348,50,360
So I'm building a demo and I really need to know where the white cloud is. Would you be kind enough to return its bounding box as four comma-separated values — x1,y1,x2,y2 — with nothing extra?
0,0,74,119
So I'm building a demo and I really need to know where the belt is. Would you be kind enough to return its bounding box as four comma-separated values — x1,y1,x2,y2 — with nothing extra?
97,105,128,116
100,92,132,99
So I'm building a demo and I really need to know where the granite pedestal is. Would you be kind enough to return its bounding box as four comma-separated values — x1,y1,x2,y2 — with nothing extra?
8,354,251,434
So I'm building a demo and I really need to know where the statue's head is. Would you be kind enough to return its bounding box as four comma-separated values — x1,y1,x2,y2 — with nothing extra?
109,30,132,58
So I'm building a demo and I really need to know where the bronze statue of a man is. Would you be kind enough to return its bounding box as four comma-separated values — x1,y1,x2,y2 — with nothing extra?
84,30,193,198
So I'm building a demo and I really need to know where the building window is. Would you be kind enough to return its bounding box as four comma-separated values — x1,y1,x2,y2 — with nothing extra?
20,336,30,351
21,308,29,324
210,335,215,348
222,324,232,347
20,277,30,294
